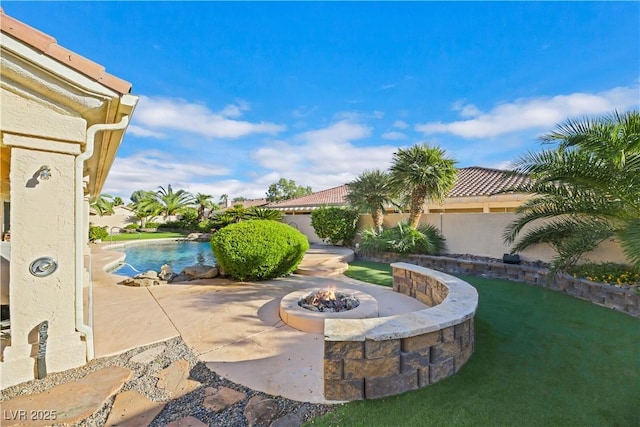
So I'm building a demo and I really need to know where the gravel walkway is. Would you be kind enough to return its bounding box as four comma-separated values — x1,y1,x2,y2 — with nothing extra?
0,337,334,426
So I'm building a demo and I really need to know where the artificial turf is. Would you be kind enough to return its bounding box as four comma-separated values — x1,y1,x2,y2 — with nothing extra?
312,261,640,426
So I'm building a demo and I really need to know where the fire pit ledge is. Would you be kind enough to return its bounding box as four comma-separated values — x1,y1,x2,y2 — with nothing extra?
323,262,478,401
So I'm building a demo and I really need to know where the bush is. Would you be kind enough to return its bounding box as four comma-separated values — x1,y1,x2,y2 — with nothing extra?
145,222,160,229
310,206,359,246
197,219,216,232
178,208,199,229
124,223,139,230
88,224,108,242
211,220,309,281
359,221,446,255
158,221,180,229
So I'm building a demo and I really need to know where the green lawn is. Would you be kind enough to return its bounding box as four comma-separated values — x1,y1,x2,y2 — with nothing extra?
312,261,640,426
107,232,187,242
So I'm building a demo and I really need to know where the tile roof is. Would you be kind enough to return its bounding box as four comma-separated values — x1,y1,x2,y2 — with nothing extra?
221,198,269,210
266,167,530,209
0,9,132,94
267,185,349,208
448,166,530,197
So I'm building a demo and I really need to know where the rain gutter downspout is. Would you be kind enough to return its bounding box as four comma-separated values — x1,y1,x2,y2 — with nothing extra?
75,115,130,360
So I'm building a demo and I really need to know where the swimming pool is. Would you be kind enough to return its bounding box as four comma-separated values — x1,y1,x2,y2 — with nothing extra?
112,241,216,277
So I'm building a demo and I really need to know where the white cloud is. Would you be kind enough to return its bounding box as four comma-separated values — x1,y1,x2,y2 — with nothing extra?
126,125,166,139
393,120,409,129
131,95,285,139
220,100,249,118
296,120,372,144
250,120,397,190
416,84,639,138
381,131,408,140
451,100,481,118
103,151,230,198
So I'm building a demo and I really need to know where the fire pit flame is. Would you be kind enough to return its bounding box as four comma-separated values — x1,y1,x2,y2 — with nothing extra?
299,285,360,313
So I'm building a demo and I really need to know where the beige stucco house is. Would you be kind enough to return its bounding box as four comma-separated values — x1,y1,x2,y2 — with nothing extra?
0,10,138,388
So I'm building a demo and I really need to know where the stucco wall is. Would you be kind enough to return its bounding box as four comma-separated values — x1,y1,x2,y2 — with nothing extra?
290,212,629,265
282,215,323,244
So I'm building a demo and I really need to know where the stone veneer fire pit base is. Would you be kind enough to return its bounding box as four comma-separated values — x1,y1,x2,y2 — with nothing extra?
323,262,478,401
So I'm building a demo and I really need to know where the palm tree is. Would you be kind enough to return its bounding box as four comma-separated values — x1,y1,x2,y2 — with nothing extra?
389,144,458,228
219,194,229,207
345,169,396,232
194,193,214,221
156,185,194,218
90,194,115,216
246,207,283,221
504,110,640,270
131,190,161,227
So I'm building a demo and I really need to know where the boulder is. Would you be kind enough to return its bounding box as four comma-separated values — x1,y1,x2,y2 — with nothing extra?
181,265,219,279
168,274,190,283
135,270,158,280
186,233,212,242
159,264,176,281
119,277,161,287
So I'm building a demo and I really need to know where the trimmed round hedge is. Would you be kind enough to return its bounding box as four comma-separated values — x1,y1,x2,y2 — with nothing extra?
210,220,309,281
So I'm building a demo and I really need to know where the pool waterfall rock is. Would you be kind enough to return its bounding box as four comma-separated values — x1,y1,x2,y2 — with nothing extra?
120,264,219,286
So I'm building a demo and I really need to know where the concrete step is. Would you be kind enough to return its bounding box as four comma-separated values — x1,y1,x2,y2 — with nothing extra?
296,261,349,277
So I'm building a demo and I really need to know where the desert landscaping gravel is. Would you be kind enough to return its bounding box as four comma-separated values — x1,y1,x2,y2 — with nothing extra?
0,336,334,427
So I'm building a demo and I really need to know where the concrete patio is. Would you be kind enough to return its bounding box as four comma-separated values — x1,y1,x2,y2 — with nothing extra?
90,241,427,404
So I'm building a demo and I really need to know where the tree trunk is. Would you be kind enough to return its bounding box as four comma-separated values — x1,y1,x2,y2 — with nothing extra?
408,187,427,229
372,209,384,233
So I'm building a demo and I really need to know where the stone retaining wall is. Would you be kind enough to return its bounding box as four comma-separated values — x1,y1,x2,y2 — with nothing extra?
358,252,640,318
323,263,478,401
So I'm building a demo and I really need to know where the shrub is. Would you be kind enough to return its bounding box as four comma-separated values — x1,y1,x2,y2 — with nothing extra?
211,220,309,281
145,222,160,229
197,219,216,232
88,224,108,242
124,223,139,230
359,221,446,255
178,208,199,229
310,206,359,246
158,220,180,229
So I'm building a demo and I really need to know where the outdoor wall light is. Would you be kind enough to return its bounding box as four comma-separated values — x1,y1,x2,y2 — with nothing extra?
29,257,58,277
39,165,52,180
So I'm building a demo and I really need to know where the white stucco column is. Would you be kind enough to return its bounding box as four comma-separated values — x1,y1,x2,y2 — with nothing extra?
0,133,87,388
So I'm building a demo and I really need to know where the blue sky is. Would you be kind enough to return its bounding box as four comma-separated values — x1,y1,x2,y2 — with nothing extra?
5,2,639,201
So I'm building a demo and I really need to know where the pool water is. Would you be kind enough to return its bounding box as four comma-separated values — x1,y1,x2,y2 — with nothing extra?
112,241,216,277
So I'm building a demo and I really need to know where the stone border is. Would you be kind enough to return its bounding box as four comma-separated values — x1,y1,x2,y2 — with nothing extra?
323,262,478,401
358,252,640,318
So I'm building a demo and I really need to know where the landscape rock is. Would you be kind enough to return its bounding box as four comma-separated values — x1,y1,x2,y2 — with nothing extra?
119,277,161,287
168,274,190,283
156,359,200,399
104,389,165,427
137,270,159,279
158,264,176,281
181,265,219,279
129,345,166,364
243,395,279,427
166,416,208,427
186,233,212,242
202,386,246,413
0,366,131,426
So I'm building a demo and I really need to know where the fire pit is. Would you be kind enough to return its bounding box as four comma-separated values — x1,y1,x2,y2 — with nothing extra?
298,285,360,313
279,286,378,333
